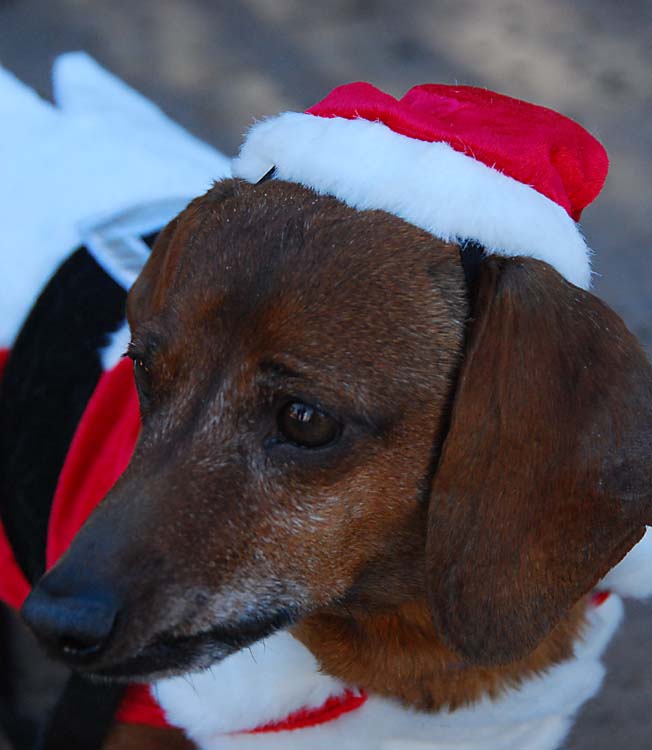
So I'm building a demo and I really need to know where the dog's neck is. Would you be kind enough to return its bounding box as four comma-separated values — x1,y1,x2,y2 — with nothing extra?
292,597,587,711
153,591,622,750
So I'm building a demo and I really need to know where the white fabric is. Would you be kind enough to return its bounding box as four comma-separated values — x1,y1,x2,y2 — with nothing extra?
155,630,345,738
601,526,652,598
232,112,592,289
154,596,623,750
0,52,230,347
79,198,192,291
100,321,132,370
155,532,652,749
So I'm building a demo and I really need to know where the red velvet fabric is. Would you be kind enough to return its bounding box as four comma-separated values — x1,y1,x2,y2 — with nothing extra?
246,689,368,734
46,357,140,568
43,357,164,725
115,684,169,728
0,349,31,609
0,518,30,610
307,82,608,222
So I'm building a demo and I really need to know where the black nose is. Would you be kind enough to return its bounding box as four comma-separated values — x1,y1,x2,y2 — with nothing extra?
21,585,118,662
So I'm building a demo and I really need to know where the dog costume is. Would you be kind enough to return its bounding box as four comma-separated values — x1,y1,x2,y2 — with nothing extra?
1,54,650,750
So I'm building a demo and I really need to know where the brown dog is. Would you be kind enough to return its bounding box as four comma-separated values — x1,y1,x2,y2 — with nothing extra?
20,178,652,748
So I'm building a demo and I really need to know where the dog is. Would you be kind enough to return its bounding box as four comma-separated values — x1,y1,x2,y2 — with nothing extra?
6,176,651,749
2,65,652,750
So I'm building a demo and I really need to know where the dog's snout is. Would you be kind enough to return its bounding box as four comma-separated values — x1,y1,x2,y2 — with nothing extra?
21,585,119,662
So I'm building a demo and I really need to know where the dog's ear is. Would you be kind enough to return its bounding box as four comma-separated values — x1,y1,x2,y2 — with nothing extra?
426,255,652,666
127,203,198,326
127,181,238,324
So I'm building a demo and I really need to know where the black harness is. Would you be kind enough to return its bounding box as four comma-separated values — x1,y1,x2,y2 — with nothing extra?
0,237,156,750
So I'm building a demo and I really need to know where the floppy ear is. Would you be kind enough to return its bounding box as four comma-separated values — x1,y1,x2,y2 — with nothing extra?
127,181,238,324
426,256,652,666
127,206,194,325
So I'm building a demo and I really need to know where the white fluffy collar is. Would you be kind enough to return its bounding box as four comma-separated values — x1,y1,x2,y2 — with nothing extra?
152,587,623,750
150,528,652,749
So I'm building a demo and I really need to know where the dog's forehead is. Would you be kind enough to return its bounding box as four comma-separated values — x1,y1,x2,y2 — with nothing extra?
171,181,465,358
151,182,466,396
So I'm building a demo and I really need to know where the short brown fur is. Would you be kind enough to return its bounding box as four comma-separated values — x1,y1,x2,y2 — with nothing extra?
294,598,588,712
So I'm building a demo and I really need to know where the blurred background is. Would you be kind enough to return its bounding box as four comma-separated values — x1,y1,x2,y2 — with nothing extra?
0,1,650,749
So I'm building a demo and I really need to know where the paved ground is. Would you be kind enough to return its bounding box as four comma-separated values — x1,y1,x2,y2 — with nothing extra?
0,1,651,748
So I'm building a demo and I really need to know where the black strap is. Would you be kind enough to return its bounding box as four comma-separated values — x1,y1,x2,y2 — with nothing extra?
38,676,125,750
0,236,162,750
0,606,38,749
255,165,277,184
142,231,161,249
458,240,486,294
0,248,127,584
0,232,160,586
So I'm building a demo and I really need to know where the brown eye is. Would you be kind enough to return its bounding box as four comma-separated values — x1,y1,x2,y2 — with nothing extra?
278,401,341,448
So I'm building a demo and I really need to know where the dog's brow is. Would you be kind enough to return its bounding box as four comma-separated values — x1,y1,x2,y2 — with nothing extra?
258,358,393,436
258,360,306,381
130,327,166,360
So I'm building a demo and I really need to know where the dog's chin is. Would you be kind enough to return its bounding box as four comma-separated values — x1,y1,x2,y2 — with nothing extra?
82,607,299,683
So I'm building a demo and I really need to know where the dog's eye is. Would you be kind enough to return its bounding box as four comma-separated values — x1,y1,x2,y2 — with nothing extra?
132,359,151,401
277,401,341,448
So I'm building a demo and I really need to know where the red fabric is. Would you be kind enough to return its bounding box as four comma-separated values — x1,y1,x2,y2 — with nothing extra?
116,686,368,734
42,358,166,727
591,590,611,607
307,82,608,222
0,520,30,610
46,357,140,568
246,689,368,734
0,349,32,609
115,685,170,728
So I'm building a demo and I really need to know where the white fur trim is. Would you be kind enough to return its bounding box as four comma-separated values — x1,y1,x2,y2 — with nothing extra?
0,53,229,348
100,322,131,371
601,526,652,598
80,198,192,292
153,598,622,750
232,113,592,289
154,631,344,741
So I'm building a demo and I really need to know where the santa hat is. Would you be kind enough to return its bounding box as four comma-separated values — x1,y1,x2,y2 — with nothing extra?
232,83,609,290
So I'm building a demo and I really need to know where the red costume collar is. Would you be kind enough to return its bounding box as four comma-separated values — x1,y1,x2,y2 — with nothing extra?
114,684,368,733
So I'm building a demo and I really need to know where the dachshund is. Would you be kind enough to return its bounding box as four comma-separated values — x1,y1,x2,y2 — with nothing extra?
11,177,652,749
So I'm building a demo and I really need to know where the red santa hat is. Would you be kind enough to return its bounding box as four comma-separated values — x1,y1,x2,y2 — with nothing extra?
232,83,609,290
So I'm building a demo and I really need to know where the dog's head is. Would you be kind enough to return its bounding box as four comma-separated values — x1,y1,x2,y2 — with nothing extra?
23,179,652,680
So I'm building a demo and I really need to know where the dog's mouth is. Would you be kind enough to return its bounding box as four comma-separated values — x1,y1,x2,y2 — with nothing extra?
82,607,299,682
